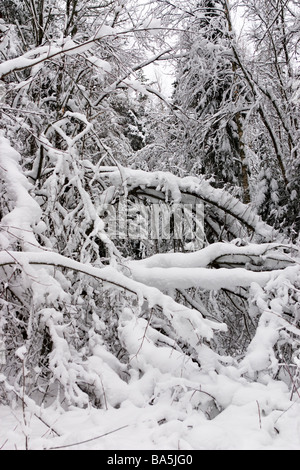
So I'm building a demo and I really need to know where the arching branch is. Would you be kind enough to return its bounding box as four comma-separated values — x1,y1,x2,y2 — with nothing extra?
102,166,281,241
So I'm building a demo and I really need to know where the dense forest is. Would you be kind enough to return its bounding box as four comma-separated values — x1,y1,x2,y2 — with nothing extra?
0,0,300,450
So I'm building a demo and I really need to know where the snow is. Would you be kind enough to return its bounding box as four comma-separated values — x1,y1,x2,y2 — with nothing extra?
128,263,293,292
128,242,291,270
1,0,299,453
1,139,299,449
1,143,299,449
0,44,63,78
1,376,300,450
15,345,27,361
142,18,163,37
1,244,299,449
105,166,280,241
124,79,153,97
0,134,42,251
0,31,115,79
0,249,221,343
86,56,112,74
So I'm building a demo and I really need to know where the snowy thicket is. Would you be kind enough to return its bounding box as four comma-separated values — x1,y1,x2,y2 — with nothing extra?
0,0,300,450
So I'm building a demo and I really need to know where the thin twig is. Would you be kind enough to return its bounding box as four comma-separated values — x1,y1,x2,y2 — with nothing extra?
256,400,262,430
47,424,130,450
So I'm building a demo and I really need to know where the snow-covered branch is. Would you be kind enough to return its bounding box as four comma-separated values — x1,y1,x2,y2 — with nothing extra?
128,242,294,271
127,263,297,292
103,166,281,241
0,250,225,343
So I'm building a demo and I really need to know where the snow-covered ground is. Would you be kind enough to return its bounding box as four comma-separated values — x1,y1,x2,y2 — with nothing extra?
1,376,300,450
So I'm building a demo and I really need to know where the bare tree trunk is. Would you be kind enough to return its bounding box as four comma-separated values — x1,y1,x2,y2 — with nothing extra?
224,0,251,204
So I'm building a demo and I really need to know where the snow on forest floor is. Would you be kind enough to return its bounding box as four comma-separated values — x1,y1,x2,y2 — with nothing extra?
1,381,300,450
